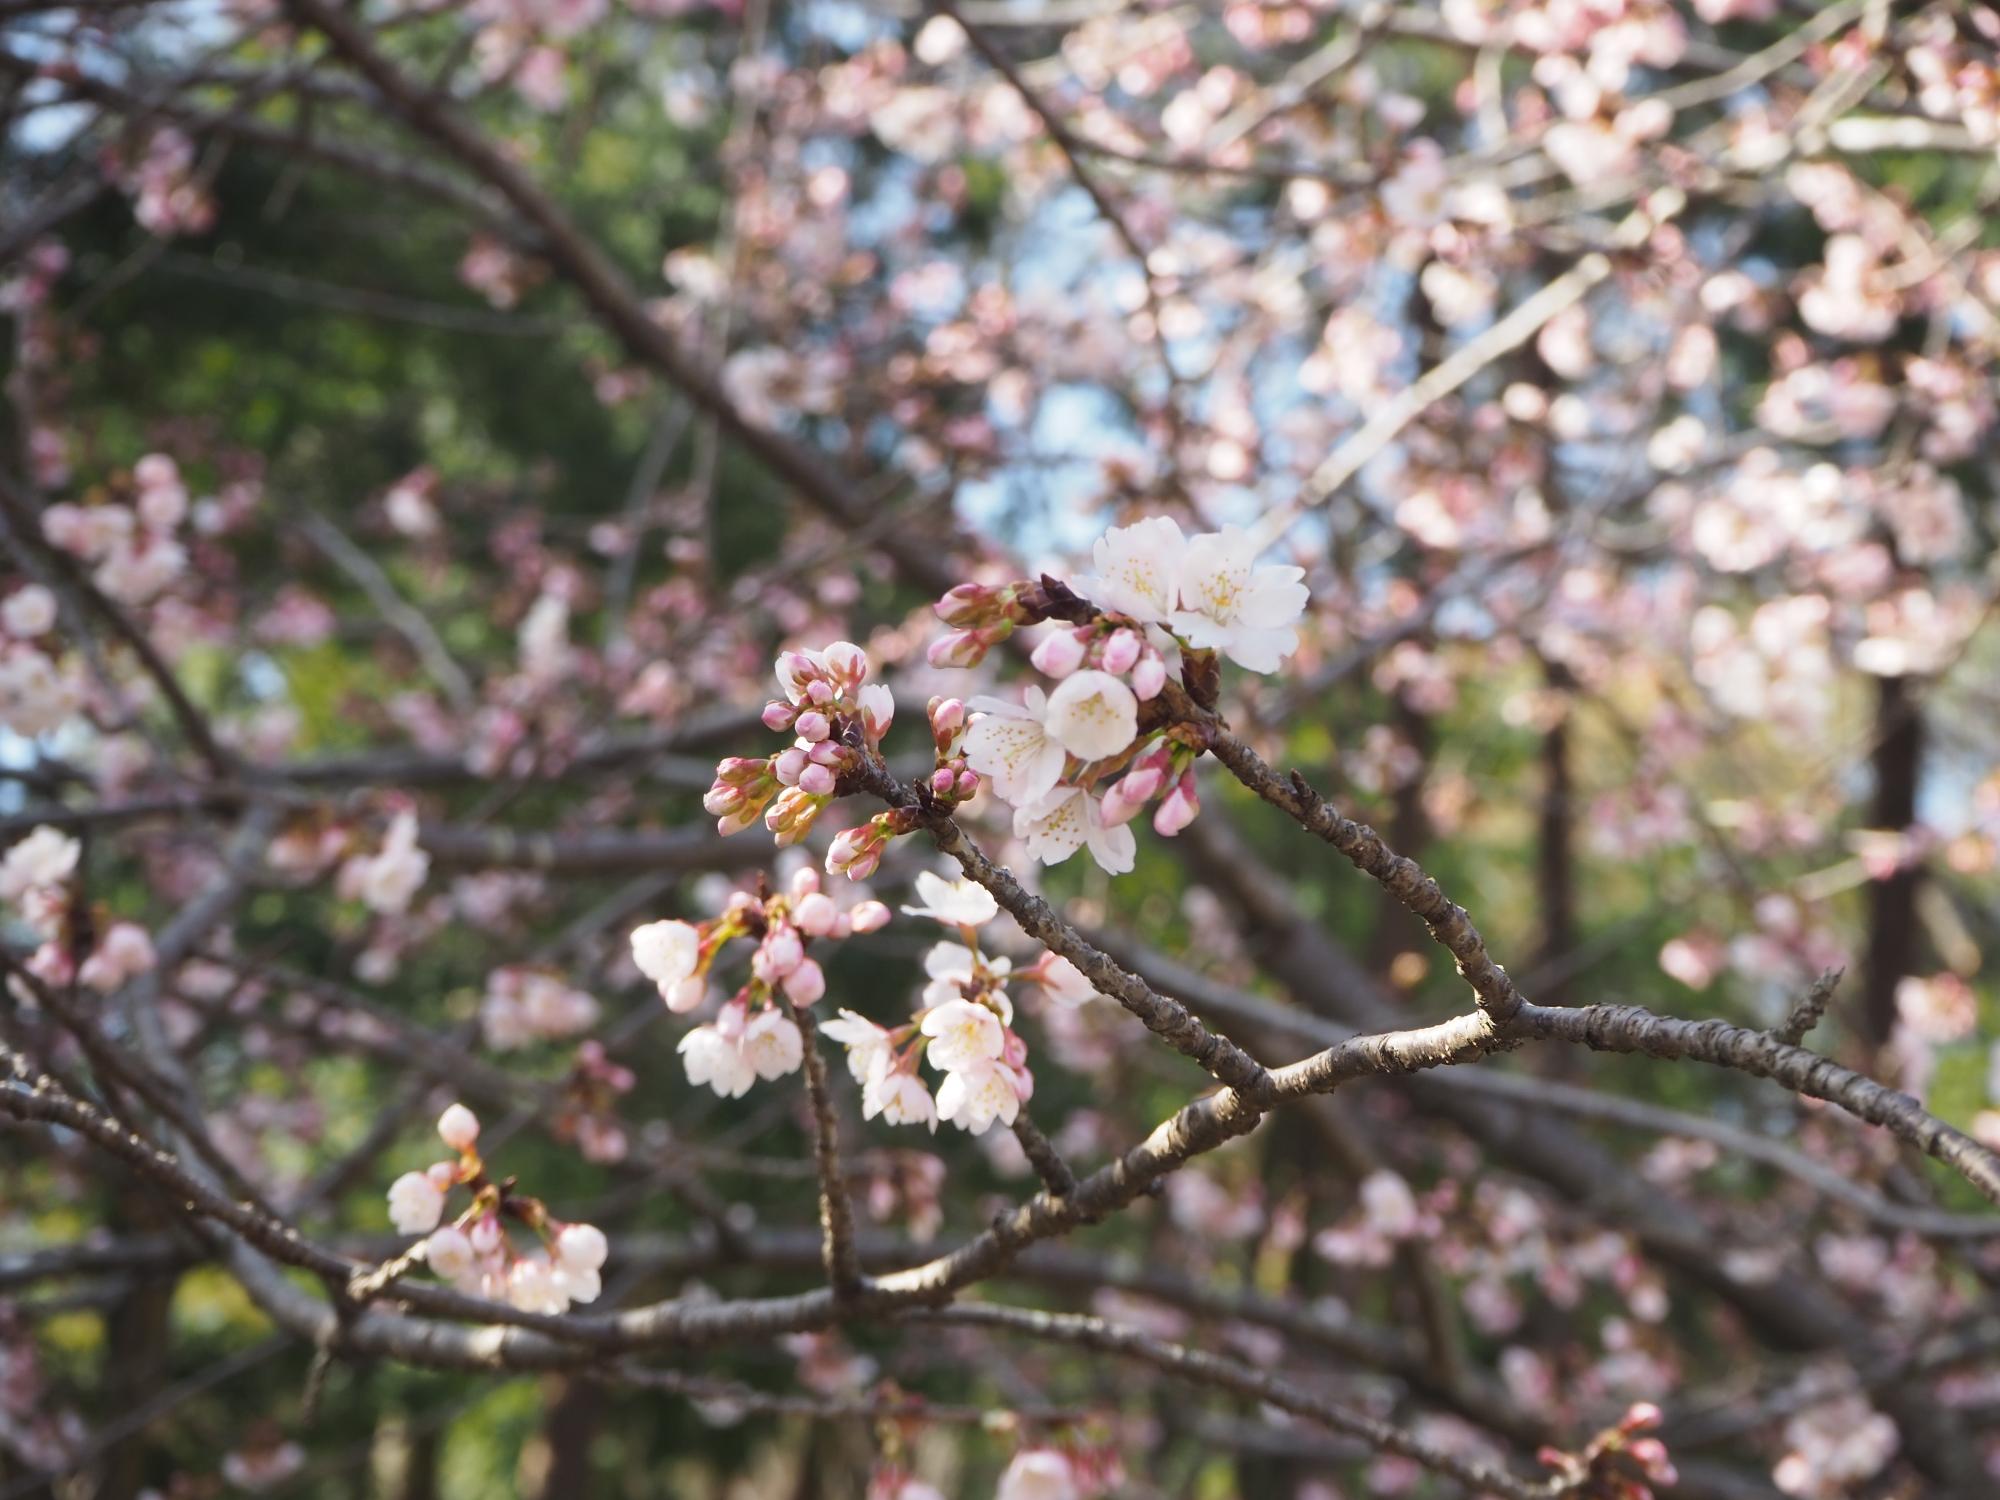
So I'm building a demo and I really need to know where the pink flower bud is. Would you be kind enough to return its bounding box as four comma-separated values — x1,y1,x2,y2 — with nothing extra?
827,823,886,880
1621,1403,1664,1432
424,1161,457,1191
857,683,894,744
799,762,837,796
663,975,706,1012
808,740,844,767
795,710,831,743
1132,651,1167,700
1153,772,1200,837
716,806,760,837
1003,1030,1029,1068
794,891,837,936
703,783,746,816
437,1103,480,1150
934,580,1014,628
928,625,1008,669
955,770,981,799
773,747,809,785
931,767,957,797
782,957,826,1004
762,699,798,732
1099,770,1158,826
928,696,965,748
1101,628,1141,674
760,925,804,978
789,866,821,899
469,1215,501,1254
806,679,834,706
1627,1438,1673,1481
1030,628,1087,678
849,900,891,933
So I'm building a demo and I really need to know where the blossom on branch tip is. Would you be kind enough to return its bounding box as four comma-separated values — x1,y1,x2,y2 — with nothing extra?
437,1104,481,1151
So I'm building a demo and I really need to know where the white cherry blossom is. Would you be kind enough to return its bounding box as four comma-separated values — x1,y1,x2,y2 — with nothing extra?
1013,787,1137,875
1086,515,1186,624
1171,525,1309,673
387,1171,445,1234
741,1008,805,1080
820,1008,895,1084
920,998,1004,1072
900,869,998,928
865,1067,938,1131
962,686,1066,806
1041,669,1139,762
630,918,701,987
935,1058,1025,1134
679,1025,756,1098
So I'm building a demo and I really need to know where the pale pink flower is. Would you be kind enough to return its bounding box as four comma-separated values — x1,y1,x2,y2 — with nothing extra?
1041,669,1138,762
1171,525,1307,673
387,1171,446,1234
963,687,1067,806
1014,787,1137,875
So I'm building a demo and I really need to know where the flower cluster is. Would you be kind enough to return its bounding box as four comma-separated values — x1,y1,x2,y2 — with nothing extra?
819,870,1079,1137
0,583,81,738
938,519,1305,874
633,866,889,1099
1,825,156,993
550,1040,635,1164
479,965,601,1050
704,641,894,845
42,454,193,606
1535,1403,1677,1500
384,1104,608,1314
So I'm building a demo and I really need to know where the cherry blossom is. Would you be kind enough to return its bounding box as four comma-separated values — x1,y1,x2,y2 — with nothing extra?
962,687,1067,807
899,869,999,928
1040,670,1140,763
1170,525,1309,674
1014,786,1137,876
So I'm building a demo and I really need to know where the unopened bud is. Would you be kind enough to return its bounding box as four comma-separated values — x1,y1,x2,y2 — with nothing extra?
1101,628,1141,674
1031,628,1088,678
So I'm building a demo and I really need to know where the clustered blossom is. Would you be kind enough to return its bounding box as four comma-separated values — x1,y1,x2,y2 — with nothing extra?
933,518,1304,873
704,641,895,847
0,583,81,738
819,870,1083,1137
479,965,600,1050
42,454,193,606
0,825,156,994
633,866,889,1099
383,1104,608,1314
